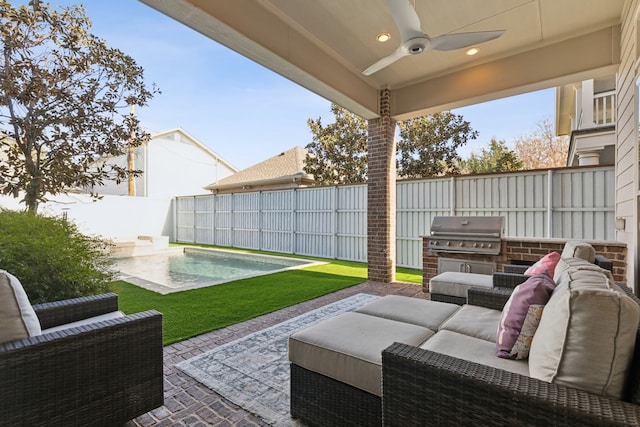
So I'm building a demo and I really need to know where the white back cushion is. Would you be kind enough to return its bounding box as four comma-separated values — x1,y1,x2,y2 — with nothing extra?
0,270,41,344
529,268,639,399
561,240,596,263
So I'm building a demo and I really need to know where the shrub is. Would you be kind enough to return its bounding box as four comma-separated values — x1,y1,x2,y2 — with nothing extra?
0,209,114,304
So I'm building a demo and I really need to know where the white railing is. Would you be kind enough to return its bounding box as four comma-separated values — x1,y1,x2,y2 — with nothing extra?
175,166,616,269
593,90,616,127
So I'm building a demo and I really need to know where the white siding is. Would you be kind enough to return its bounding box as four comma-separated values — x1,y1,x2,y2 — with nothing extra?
616,0,640,285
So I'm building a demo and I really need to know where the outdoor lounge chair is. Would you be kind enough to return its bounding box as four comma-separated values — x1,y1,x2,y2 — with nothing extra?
0,292,163,426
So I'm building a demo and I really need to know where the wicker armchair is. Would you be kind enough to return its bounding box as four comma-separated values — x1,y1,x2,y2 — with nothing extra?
0,293,163,427
382,284,640,426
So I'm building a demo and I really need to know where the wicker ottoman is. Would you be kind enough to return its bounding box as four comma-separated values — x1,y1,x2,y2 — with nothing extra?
429,271,493,304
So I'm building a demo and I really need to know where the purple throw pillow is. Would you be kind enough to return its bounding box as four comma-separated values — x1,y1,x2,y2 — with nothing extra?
496,273,556,359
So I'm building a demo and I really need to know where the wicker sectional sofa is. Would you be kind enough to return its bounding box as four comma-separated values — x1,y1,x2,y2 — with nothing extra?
288,243,640,426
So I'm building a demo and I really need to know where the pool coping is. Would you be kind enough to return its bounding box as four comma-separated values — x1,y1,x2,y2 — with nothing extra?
114,246,326,294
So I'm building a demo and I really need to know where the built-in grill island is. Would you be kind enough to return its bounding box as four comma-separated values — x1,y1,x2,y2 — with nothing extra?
427,215,505,274
421,217,626,292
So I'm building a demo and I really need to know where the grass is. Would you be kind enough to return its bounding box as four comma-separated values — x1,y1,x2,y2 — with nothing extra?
112,248,421,345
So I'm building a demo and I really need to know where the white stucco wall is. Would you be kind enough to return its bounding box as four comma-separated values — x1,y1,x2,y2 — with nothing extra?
145,133,234,197
0,194,174,240
95,130,235,198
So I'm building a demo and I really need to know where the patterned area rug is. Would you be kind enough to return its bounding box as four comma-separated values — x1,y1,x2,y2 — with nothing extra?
177,293,380,426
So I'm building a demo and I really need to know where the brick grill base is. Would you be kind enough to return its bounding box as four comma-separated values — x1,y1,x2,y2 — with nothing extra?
422,237,627,292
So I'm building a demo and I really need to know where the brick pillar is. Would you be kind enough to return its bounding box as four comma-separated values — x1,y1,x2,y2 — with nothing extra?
367,89,396,283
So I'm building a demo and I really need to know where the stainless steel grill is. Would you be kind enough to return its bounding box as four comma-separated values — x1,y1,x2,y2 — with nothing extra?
428,216,504,256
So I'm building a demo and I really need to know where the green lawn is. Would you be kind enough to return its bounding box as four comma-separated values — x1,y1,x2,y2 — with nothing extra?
112,250,421,345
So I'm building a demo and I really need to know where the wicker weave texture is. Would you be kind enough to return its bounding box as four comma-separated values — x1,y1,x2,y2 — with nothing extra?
0,295,163,426
502,263,531,274
32,293,120,329
493,272,530,289
290,363,381,427
467,287,512,311
383,342,640,426
429,293,466,305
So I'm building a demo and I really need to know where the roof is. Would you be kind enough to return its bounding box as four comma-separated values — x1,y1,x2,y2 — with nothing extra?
151,127,238,173
140,0,624,120
205,146,314,191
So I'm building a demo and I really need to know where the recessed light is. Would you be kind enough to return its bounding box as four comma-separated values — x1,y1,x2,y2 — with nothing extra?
465,47,480,56
376,32,391,42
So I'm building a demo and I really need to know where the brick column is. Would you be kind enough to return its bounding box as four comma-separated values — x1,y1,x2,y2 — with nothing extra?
367,89,396,283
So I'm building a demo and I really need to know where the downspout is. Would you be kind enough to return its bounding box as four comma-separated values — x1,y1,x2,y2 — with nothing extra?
144,139,149,197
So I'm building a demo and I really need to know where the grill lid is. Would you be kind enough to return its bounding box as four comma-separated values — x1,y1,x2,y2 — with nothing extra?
428,216,504,255
430,216,504,237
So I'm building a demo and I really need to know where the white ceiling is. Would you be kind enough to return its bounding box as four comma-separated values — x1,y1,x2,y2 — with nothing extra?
139,0,625,119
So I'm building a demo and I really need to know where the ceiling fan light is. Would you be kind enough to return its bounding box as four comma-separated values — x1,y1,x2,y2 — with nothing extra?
465,47,480,56
376,32,391,42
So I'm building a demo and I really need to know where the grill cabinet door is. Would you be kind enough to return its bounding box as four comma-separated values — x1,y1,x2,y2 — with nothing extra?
437,258,495,275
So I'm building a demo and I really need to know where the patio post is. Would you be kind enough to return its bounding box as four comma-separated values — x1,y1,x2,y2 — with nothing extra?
367,88,396,283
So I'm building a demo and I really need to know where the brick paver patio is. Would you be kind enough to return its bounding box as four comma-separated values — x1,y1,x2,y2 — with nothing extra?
126,281,426,427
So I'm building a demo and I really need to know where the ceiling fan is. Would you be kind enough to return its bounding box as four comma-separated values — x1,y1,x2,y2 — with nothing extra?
363,0,505,76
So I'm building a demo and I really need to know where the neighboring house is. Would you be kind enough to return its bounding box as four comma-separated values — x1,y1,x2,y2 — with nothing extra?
556,77,616,166
205,146,315,194
93,128,237,197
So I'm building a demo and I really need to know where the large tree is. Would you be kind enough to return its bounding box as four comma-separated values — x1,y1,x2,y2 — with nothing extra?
305,107,478,184
0,1,158,212
304,103,368,185
514,118,569,170
460,138,523,174
396,112,478,178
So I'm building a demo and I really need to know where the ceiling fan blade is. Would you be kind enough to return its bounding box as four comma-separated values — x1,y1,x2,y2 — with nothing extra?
430,30,505,51
387,0,424,41
363,48,409,76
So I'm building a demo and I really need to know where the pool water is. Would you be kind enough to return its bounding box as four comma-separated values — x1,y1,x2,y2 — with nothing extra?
114,248,320,294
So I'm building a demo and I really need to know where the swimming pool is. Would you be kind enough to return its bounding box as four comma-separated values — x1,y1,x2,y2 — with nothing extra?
114,247,321,294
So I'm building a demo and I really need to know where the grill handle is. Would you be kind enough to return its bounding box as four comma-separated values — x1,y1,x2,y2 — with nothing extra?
430,248,500,255
430,231,501,238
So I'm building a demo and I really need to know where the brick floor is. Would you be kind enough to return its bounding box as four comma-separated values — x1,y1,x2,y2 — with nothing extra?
125,281,426,427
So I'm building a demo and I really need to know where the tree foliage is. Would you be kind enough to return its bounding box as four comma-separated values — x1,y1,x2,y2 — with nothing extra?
514,118,569,170
396,112,478,178
304,107,478,184
0,208,113,304
460,138,523,174
0,1,158,212
304,103,368,185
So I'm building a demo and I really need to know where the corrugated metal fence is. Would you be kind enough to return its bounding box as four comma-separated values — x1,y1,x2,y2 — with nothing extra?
176,166,615,269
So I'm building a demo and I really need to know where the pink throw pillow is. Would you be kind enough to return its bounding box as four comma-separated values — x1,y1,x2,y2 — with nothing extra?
524,251,561,277
496,273,556,359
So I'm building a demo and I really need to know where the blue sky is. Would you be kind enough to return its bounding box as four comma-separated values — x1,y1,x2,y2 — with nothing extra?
37,1,554,170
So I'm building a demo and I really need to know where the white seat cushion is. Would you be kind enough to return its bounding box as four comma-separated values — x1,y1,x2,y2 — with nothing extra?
0,270,41,344
439,304,502,342
288,312,434,396
429,272,493,299
420,330,529,377
355,295,460,330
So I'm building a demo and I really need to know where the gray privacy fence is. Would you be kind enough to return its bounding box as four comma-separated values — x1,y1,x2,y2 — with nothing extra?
175,166,615,269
